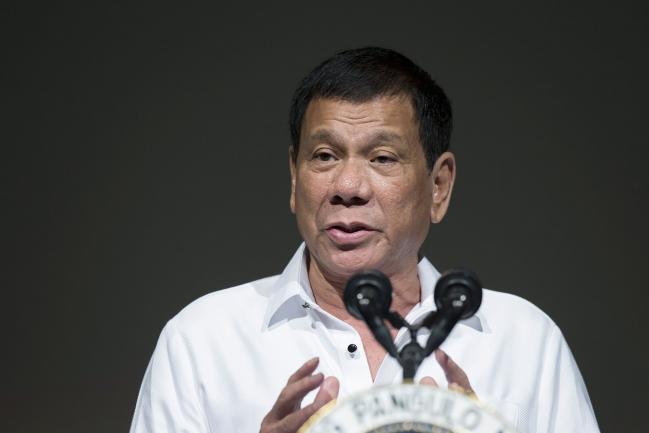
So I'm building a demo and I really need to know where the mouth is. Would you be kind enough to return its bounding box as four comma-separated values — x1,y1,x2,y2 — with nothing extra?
324,222,376,245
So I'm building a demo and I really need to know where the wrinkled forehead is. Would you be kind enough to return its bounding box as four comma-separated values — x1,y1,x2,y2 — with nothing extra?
299,96,420,147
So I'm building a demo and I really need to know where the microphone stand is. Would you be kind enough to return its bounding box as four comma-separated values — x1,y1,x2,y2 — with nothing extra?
345,268,481,383
376,305,465,382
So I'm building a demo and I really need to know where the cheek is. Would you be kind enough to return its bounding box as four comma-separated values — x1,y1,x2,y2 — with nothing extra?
295,177,328,218
382,181,432,228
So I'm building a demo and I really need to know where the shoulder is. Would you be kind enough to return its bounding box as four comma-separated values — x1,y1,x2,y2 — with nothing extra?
480,288,559,336
476,289,570,380
163,274,280,337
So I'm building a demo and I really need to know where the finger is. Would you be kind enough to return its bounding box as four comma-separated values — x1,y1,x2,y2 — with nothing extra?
270,373,324,420
449,382,478,400
274,377,339,433
435,350,476,397
419,376,438,387
313,376,339,407
273,357,320,417
277,399,329,433
287,357,320,385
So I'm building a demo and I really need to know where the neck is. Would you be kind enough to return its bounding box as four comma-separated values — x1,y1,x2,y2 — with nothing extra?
307,252,422,323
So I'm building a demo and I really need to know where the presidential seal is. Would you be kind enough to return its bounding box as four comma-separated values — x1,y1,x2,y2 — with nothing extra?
298,384,517,433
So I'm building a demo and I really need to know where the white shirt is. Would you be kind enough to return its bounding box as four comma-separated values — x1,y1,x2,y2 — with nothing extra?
130,244,600,433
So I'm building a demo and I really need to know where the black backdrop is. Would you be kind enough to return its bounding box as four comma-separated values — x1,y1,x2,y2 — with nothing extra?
3,2,648,432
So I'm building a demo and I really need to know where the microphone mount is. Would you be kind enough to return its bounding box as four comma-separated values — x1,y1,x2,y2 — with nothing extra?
344,268,482,382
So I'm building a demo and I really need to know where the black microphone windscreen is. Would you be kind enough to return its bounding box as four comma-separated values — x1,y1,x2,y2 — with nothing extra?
343,269,393,320
434,268,483,320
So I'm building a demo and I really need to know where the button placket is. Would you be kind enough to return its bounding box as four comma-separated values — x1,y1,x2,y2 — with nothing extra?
337,330,372,392
300,299,373,392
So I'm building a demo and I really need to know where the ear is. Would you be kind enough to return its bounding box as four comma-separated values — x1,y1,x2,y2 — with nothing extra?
430,151,456,224
289,146,297,214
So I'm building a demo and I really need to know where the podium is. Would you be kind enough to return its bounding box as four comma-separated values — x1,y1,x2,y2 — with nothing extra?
299,384,516,433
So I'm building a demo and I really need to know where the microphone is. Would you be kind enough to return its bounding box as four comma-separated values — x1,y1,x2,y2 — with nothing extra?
343,267,483,381
434,268,482,320
423,268,483,357
344,270,398,358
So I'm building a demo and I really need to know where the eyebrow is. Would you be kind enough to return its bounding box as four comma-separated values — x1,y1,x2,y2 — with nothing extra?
306,129,406,147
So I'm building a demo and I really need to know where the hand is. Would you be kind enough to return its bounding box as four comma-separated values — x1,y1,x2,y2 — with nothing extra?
420,350,477,399
260,357,339,433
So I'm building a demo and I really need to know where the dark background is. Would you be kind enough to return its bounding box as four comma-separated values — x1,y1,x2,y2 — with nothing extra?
3,2,648,432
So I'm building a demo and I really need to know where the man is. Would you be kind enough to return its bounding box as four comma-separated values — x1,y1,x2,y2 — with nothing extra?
130,47,600,433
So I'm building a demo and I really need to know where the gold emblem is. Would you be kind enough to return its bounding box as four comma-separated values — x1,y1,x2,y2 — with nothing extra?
299,384,517,433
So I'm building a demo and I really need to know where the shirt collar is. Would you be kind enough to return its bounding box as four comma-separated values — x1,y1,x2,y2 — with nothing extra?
263,243,488,333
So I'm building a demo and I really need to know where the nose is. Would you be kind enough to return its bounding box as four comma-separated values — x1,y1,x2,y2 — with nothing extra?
330,159,371,206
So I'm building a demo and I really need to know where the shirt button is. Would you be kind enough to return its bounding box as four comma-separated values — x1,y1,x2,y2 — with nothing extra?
347,344,358,353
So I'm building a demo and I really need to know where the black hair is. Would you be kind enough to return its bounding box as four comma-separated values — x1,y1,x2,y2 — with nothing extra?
289,47,452,169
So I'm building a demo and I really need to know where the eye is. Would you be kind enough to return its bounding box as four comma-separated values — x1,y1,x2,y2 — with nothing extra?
371,154,396,164
314,151,336,162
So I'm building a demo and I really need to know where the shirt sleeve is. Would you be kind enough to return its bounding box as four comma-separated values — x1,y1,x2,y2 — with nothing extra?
534,324,600,433
130,320,211,433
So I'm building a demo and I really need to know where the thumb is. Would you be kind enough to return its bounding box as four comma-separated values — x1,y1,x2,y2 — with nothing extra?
313,376,339,407
419,376,438,387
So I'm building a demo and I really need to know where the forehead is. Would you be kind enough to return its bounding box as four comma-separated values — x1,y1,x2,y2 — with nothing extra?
300,96,419,143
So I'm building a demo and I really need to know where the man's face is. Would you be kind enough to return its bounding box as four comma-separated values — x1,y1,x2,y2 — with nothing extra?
290,96,446,280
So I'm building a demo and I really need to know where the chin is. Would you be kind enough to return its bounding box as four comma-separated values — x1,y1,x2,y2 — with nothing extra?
324,246,383,276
